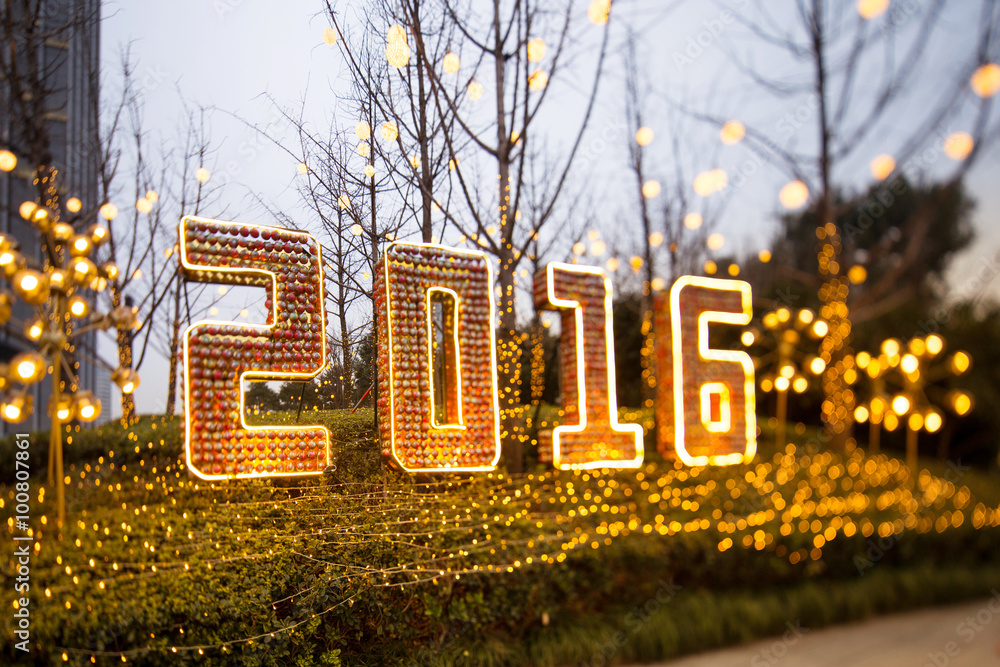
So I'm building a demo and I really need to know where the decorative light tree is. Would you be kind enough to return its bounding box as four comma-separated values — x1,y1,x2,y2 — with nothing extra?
748,307,830,450
0,187,140,530
853,335,972,471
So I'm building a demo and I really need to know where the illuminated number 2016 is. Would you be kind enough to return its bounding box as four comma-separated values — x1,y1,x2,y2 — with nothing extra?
656,277,756,466
180,216,330,479
534,263,643,469
374,243,501,472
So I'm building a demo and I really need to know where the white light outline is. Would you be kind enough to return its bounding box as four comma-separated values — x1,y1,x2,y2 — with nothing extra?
700,381,731,433
540,262,644,470
425,287,464,429
381,242,502,473
179,215,330,481
670,275,756,467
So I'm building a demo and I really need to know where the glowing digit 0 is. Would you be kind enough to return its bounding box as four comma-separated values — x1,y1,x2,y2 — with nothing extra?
533,263,643,469
656,276,756,466
375,243,501,472
180,216,330,479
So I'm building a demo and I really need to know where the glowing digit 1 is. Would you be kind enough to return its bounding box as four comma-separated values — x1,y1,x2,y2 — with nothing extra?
180,216,330,479
662,276,756,466
375,243,501,472
533,263,643,469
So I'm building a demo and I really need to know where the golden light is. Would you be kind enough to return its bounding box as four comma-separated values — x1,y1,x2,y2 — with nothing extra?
357,142,370,158
136,197,153,214
13,351,46,384
19,201,39,221
727,264,740,277
925,334,944,356
588,0,611,25
297,162,308,175
364,164,376,179
644,231,663,248
950,391,973,416
881,338,901,357
651,277,666,291
900,353,919,375
950,351,971,374
69,295,90,318
798,309,815,324
809,357,827,375
53,396,74,422
112,368,140,395
870,154,896,181
684,212,703,230
848,264,867,284
338,194,351,210
605,257,619,271
49,269,68,291
642,180,661,199
792,377,809,393
0,149,16,172
779,180,809,209
591,240,606,255
908,413,924,431
25,319,44,341
741,331,755,346
442,52,460,74
355,121,371,141
100,202,118,220
1,395,31,424
943,132,974,161
322,27,337,45
14,269,48,305
381,122,399,142
635,127,654,146
66,197,82,213
87,223,109,245
760,378,773,392
758,249,771,263
75,392,101,423
812,320,828,337
70,234,91,256
779,364,795,379
386,25,410,69
351,224,363,236
527,38,546,62
925,411,943,433
706,233,725,251
409,155,421,169
146,190,158,203
703,260,717,275
629,255,643,272
892,395,911,416
195,167,211,183
102,262,119,280
528,70,548,91
572,242,586,255
72,258,96,283
50,222,73,243
856,351,871,368
854,406,870,423
775,376,790,392
774,308,789,323
719,120,745,145
857,0,889,20
970,63,1000,98
693,169,728,196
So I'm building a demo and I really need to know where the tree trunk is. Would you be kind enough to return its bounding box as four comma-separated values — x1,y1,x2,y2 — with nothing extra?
164,283,182,416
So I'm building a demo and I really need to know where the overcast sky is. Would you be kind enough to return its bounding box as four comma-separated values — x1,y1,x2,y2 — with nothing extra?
97,0,1000,415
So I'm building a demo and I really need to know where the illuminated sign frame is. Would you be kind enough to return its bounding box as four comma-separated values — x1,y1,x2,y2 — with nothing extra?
669,275,756,467
537,262,644,470
377,242,502,473
179,215,330,480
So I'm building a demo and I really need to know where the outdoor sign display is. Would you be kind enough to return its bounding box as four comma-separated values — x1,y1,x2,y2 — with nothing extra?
179,220,756,477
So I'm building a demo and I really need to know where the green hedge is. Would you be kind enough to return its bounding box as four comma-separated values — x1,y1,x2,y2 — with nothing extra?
2,410,1000,666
